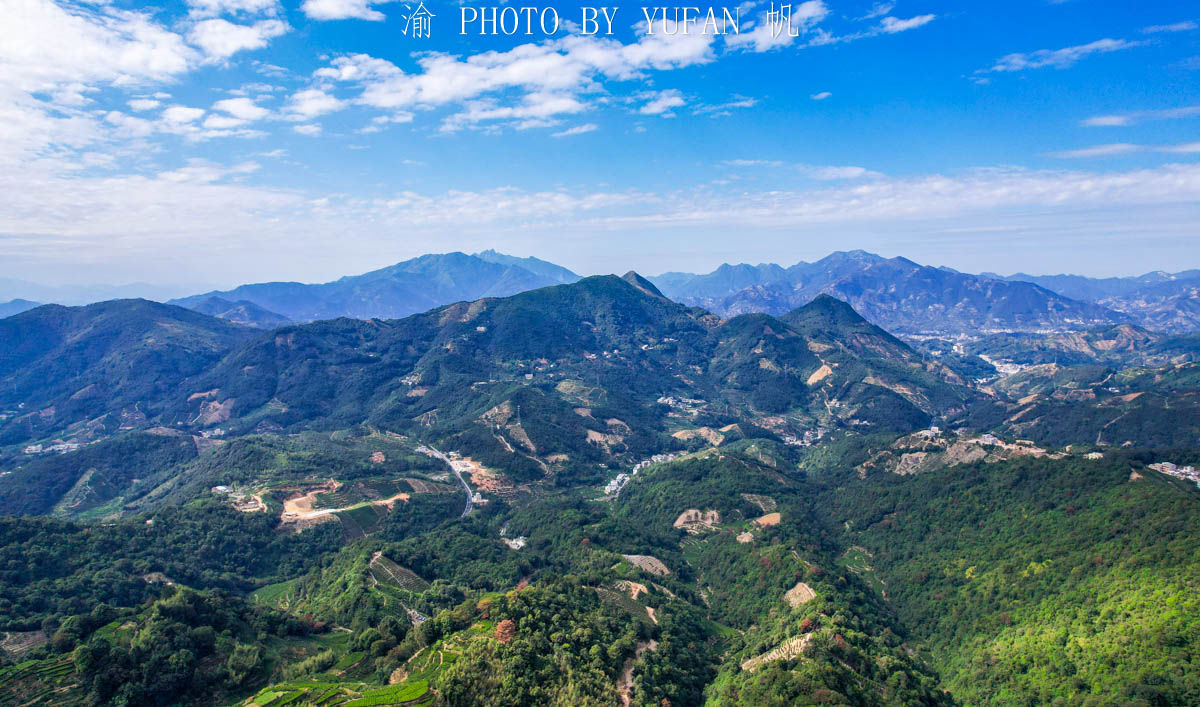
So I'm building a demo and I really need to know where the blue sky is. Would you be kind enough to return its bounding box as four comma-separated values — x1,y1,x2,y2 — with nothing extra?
1,0,1198,288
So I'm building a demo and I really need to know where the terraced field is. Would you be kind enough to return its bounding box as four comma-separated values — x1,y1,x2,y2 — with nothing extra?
250,578,302,609
0,656,83,704
337,504,390,538
243,679,431,706
369,554,431,593
402,621,495,686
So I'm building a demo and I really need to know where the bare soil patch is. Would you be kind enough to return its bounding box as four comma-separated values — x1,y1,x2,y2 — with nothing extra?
673,508,721,533
807,364,833,385
0,630,47,658
783,581,817,608
671,427,724,445
755,512,782,527
617,639,659,707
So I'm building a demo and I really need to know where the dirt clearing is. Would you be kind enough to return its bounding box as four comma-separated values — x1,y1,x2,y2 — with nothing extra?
755,512,782,527
783,582,817,608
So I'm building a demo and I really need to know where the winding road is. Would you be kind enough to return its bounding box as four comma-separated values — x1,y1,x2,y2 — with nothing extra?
425,446,473,517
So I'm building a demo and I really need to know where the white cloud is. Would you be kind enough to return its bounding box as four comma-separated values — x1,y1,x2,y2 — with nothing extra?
0,0,196,92
983,38,1143,72
187,18,288,60
162,105,206,124
693,95,757,116
879,15,936,34
51,83,96,107
128,98,161,111
285,89,345,119
723,159,784,167
798,164,882,180
1049,144,1141,159
722,160,880,179
1049,141,1200,158
860,3,895,20
810,91,832,100
638,89,685,116
212,96,270,120
1161,142,1200,154
1082,105,1200,127
203,114,248,129
359,112,414,133
552,123,599,137
158,159,260,183
186,0,281,18
445,92,587,131
301,0,395,21
1082,115,1132,127
1142,21,1197,34
313,24,716,131
293,124,322,135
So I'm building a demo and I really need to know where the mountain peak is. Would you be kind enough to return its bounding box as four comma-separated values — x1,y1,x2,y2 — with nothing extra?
797,293,868,324
0,298,41,319
621,271,666,298
818,249,885,265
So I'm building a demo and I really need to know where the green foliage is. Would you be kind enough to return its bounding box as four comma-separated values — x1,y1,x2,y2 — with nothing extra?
435,579,642,706
344,680,429,705
0,431,198,516
0,502,342,630
823,455,1200,705
58,587,314,705
614,446,949,705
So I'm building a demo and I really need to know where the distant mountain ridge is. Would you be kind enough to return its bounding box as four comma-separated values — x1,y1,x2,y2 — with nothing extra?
11,249,1200,334
170,251,581,323
0,299,40,319
984,268,1200,332
188,297,291,329
986,269,1200,302
651,251,1128,334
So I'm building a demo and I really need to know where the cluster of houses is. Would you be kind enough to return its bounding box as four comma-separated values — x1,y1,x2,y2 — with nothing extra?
781,427,828,447
603,451,684,496
1149,462,1200,488
22,441,80,455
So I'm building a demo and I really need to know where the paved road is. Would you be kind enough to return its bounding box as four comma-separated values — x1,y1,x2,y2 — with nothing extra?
426,446,472,517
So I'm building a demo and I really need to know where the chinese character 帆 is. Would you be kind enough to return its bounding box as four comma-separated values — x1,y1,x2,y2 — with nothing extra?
767,3,801,39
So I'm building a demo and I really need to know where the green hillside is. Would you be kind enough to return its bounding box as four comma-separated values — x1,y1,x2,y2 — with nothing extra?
0,277,1196,705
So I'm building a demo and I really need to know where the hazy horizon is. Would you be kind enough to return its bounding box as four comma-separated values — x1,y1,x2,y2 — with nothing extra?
3,245,1199,305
